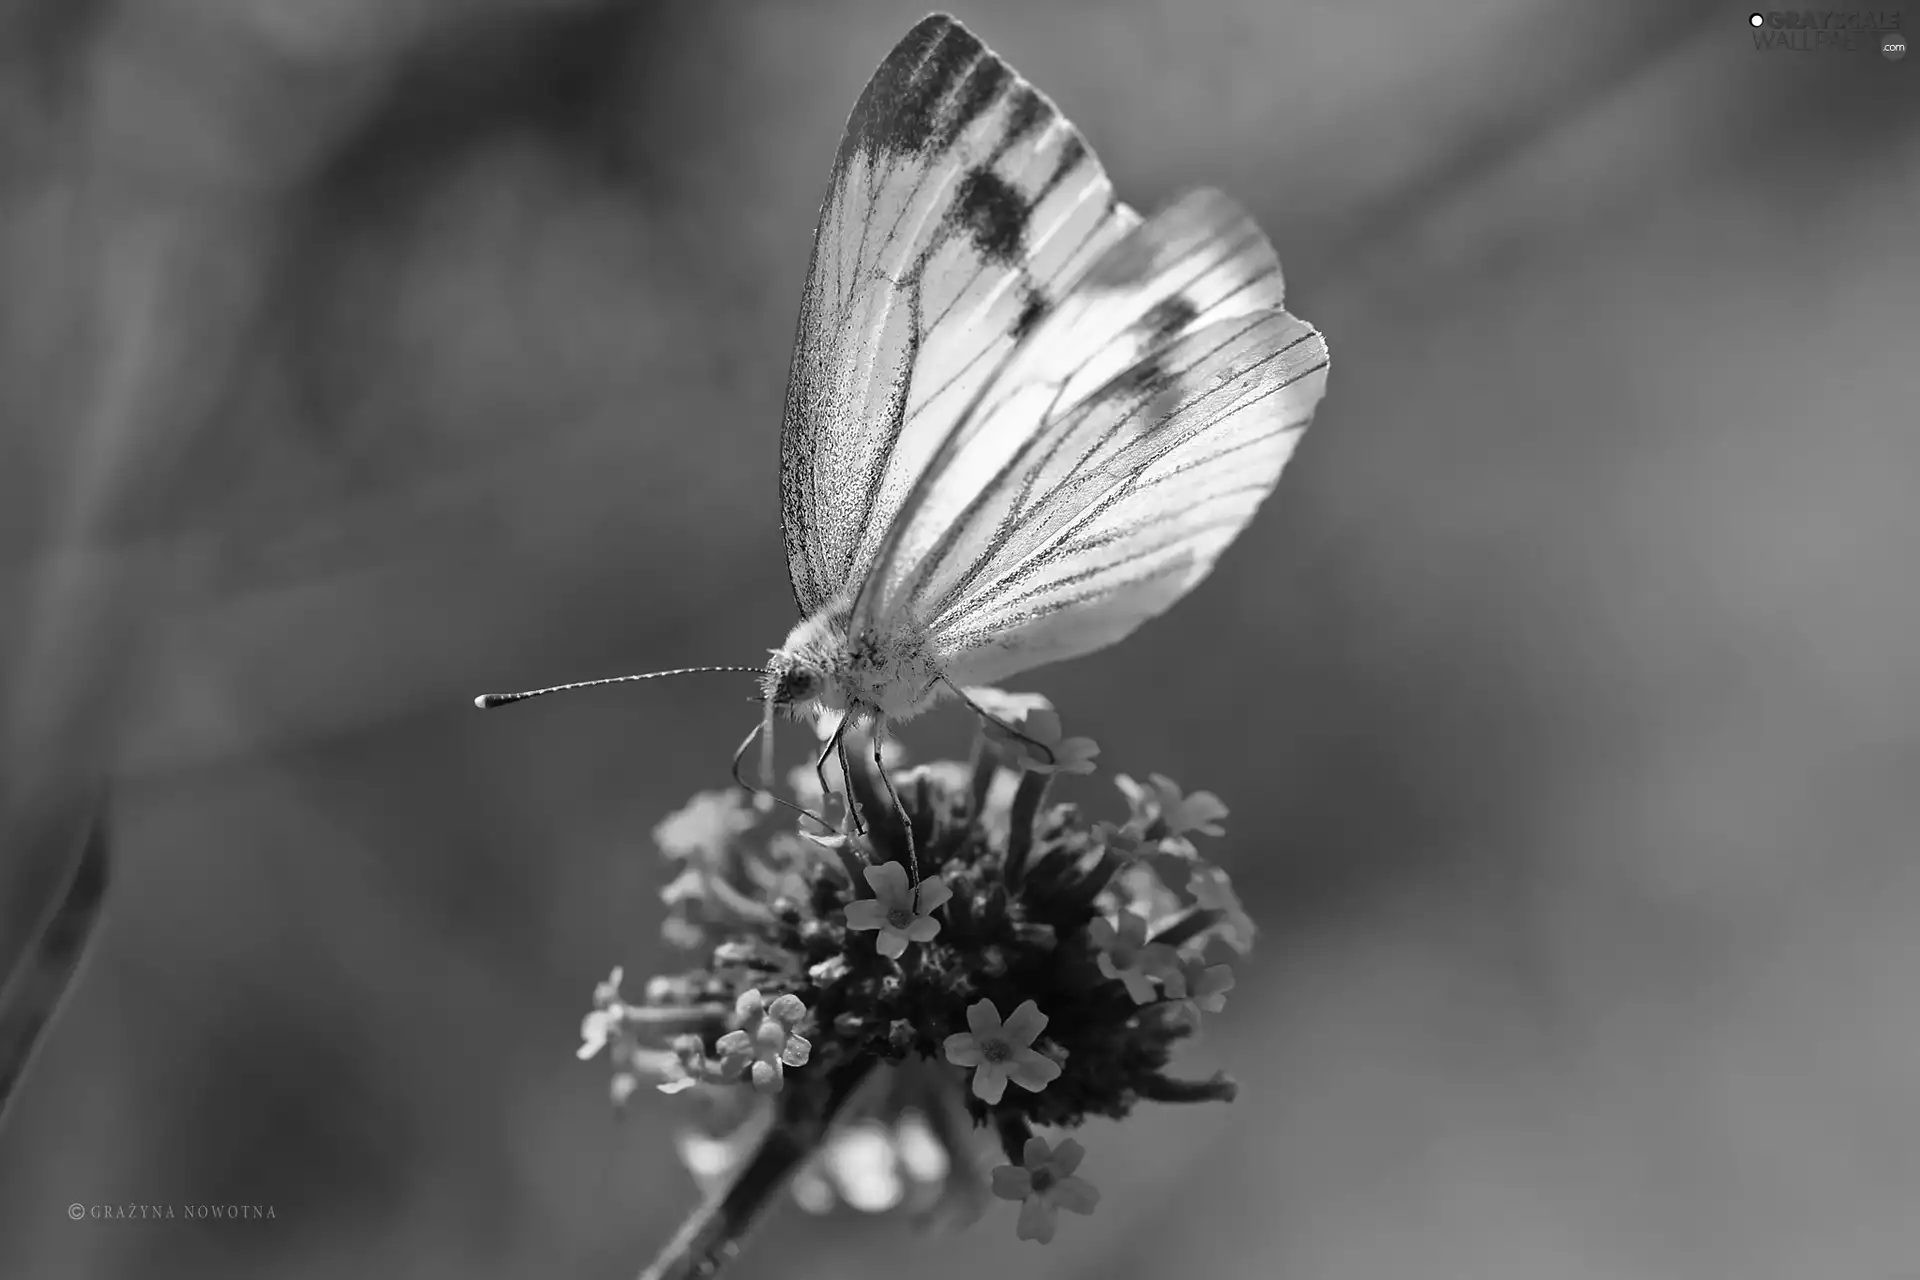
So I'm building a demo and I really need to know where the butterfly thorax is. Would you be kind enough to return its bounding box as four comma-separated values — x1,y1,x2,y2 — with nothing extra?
766,598,945,726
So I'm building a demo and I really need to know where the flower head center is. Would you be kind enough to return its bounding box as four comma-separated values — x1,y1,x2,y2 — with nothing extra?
1030,1167,1057,1193
980,1036,1013,1064
887,907,914,930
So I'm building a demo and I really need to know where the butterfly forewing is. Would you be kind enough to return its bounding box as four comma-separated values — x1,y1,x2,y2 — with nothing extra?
780,14,1137,616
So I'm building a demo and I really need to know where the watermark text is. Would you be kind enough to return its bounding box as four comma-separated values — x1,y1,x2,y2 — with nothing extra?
67,1202,276,1221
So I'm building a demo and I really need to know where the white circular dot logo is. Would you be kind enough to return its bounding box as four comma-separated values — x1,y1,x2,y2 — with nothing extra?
1749,12,1765,27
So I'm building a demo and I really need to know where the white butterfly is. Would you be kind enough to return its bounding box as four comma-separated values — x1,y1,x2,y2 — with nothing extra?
480,14,1329,848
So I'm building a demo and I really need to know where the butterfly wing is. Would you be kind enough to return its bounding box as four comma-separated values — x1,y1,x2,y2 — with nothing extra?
779,14,1138,616
857,190,1330,686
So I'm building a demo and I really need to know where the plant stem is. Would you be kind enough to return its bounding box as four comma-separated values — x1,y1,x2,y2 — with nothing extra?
636,1059,875,1280
1001,770,1051,890
0,793,110,1133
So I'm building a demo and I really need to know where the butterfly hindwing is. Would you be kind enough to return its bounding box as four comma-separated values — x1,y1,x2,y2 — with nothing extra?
779,13,1137,616
931,305,1328,687
855,190,1312,636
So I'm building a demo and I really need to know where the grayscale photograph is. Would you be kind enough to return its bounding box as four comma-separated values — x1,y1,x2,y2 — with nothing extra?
1,3,1914,1279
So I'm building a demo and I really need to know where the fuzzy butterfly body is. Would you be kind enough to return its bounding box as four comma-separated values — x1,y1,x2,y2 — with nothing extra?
766,13,1330,740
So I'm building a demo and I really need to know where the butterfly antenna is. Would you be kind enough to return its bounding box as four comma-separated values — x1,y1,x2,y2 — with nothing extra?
473,666,763,709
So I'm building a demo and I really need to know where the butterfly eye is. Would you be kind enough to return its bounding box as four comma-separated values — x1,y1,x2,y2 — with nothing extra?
780,666,821,703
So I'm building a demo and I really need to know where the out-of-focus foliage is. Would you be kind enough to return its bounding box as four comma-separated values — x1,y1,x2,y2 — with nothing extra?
1,2,1915,1278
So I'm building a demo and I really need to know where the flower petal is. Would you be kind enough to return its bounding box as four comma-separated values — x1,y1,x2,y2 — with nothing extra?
751,1059,782,1093
1173,790,1229,836
1052,1175,1100,1215
875,928,908,959
966,999,1003,1039
734,989,765,1021
943,1033,983,1067
903,916,941,943
1015,1195,1057,1243
893,1113,949,1186
1058,738,1100,774
1120,971,1158,1005
1117,911,1148,947
822,1122,903,1213
1021,1136,1052,1169
1140,943,1184,979
1050,1138,1086,1176
1187,864,1257,955
1002,999,1048,1045
714,1029,751,1056
843,900,888,931
1022,708,1063,746
659,865,707,907
913,875,953,913
863,860,910,906
790,1164,836,1215
1008,1050,1061,1093
768,993,807,1026
756,1020,790,1055
963,687,1054,724
971,1062,1010,1105
577,1012,610,1060
781,1033,811,1067
1087,917,1116,949
990,1166,1033,1201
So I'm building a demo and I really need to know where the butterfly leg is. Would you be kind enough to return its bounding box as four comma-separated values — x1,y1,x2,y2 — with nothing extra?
872,729,920,885
817,719,866,836
943,677,1059,768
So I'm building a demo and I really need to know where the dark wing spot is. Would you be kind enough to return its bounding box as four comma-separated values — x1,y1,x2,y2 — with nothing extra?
1088,227,1160,289
1005,85,1053,144
1035,133,1087,202
848,15,982,157
953,168,1027,262
939,52,1012,149
1109,356,1168,401
1014,291,1049,339
1143,296,1199,342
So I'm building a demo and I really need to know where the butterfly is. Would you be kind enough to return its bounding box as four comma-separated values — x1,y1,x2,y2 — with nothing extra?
479,13,1330,863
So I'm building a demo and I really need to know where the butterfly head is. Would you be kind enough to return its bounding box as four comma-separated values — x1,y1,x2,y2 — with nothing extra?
761,653,827,713
762,607,854,721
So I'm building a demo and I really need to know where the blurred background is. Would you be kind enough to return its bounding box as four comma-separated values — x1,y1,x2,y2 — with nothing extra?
2,0,1916,1276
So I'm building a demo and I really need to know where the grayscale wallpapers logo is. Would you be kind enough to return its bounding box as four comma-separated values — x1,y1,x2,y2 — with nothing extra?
1747,9,1905,55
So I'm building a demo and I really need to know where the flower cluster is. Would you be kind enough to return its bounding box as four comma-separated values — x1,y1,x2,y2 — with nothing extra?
577,688,1253,1253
